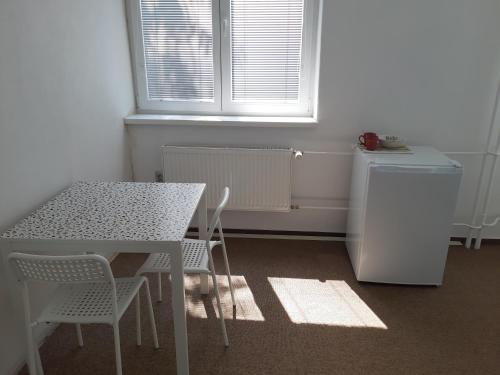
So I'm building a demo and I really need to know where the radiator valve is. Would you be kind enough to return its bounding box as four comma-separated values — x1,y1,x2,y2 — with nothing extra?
293,150,303,159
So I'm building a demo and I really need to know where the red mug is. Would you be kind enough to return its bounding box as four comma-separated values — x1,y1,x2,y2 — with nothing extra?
359,132,379,151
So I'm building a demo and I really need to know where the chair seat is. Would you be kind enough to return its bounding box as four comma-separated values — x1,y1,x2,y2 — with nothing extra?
137,239,221,275
37,277,145,325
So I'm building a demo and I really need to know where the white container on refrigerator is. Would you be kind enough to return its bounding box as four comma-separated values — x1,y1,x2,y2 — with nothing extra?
346,146,463,285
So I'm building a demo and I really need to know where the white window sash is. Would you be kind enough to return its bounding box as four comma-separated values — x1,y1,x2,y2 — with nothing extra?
128,0,222,113
220,0,318,116
127,0,320,117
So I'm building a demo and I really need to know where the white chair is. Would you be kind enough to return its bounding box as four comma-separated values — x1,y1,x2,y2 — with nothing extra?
136,187,236,347
8,253,159,375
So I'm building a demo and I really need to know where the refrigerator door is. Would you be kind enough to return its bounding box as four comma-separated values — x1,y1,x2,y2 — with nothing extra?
357,163,462,285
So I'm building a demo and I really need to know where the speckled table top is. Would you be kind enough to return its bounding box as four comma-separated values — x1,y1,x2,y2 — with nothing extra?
1,181,205,243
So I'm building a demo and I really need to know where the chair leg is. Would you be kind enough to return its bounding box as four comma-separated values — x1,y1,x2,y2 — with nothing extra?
143,279,159,349
75,324,84,347
22,287,37,375
35,345,44,375
157,272,162,302
220,236,236,307
208,260,229,347
200,274,210,295
135,291,142,346
112,321,123,375
25,327,37,375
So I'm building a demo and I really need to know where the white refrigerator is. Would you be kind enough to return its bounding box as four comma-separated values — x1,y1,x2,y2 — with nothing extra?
346,146,462,285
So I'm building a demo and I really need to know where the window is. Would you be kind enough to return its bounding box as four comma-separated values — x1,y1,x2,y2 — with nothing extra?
128,0,321,117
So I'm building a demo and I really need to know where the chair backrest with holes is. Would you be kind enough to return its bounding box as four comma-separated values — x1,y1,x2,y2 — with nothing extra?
8,253,114,285
207,187,230,239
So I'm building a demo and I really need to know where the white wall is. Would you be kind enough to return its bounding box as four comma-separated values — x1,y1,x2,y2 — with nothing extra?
127,0,500,237
0,0,498,372
0,0,134,373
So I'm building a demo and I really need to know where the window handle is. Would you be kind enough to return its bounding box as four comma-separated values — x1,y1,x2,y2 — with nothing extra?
223,18,229,37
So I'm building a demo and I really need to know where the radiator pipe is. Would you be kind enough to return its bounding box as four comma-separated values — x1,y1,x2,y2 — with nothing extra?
291,204,349,211
475,148,500,249
293,149,354,156
294,149,486,157
466,75,500,249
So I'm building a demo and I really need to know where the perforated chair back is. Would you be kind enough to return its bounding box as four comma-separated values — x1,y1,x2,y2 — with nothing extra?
207,187,230,240
8,252,159,375
8,253,114,285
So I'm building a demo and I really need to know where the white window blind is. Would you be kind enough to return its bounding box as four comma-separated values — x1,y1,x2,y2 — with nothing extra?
140,0,215,102
230,0,304,103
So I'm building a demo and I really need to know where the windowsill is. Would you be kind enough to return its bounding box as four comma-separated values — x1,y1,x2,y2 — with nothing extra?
124,114,318,128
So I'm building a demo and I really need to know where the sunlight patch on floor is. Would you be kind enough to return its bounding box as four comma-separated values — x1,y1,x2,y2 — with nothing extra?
268,278,387,329
184,275,265,321
211,275,265,321
184,276,208,318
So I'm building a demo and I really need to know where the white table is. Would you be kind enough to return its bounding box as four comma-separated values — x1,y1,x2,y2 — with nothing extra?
0,181,208,375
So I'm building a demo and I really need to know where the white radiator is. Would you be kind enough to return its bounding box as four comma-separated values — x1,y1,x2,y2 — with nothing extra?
161,146,293,211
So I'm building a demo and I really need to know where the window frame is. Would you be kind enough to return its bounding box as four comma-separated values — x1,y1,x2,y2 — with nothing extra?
127,0,321,118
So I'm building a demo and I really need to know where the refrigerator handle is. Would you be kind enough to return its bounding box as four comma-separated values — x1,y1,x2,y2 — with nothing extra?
371,164,462,174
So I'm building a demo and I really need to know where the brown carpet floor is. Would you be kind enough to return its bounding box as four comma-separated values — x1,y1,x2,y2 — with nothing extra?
18,239,500,375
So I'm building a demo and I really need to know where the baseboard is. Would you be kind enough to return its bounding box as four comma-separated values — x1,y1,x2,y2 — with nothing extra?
450,237,500,245
187,228,347,241
460,238,500,245
185,229,488,246
214,228,347,238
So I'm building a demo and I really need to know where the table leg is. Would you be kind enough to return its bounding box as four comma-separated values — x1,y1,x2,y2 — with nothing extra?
198,191,209,295
170,244,189,375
